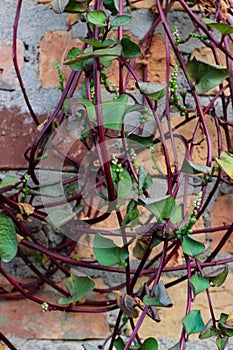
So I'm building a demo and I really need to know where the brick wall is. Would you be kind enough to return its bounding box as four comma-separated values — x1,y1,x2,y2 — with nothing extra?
0,1,233,349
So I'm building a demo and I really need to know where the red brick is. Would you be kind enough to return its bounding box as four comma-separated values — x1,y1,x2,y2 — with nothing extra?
211,195,233,253
0,108,45,169
39,31,83,88
0,277,110,340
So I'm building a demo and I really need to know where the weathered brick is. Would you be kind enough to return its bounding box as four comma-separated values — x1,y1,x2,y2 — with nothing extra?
0,108,44,169
211,194,233,253
0,39,24,91
0,277,110,340
39,30,83,88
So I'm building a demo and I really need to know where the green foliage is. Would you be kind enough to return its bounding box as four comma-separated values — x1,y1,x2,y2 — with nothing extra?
138,166,153,195
121,37,141,59
189,273,210,296
204,266,228,287
136,82,166,101
214,151,233,179
87,10,108,27
182,310,205,334
58,275,95,304
111,15,131,27
103,0,119,15
141,337,158,350
93,234,128,266
0,214,18,263
202,18,233,35
187,56,229,93
140,196,176,222
0,176,20,189
181,159,212,175
143,281,173,307
121,199,140,229
181,235,205,257
65,44,122,67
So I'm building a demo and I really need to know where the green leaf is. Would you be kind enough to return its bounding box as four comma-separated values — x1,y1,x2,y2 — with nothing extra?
113,337,125,350
136,82,166,101
121,199,139,228
93,234,128,266
202,18,233,35
102,94,128,130
218,313,233,337
67,47,85,71
65,44,122,65
103,0,118,15
170,203,183,224
138,166,153,195
143,281,172,307
79,37,114,48
199,319,221,339
181,159,212,175
121,37,140,59
216,335,228,350
58,275,95,305
39,182,63,197
182,310,205,334
111,15,131,27
121,199,140,229
189,273,210,296
214,151,233,179
169,342,186,350
127,134,154,147
140,196,175,221
64,0,91,13
0,176,20,189
76,98,96,122
87,10,108,27
0,214,18,263
204,266,228,287
187,56,229,93
141,337,158,350
182,235,205,257
117,171,133,198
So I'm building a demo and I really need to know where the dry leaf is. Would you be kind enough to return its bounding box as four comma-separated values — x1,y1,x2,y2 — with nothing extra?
0,344,6,350
113,291,139,318
18,202,35,216
0,278,14,293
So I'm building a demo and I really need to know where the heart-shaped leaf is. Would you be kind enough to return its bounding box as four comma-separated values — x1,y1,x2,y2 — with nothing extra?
182,310,205,334
0,214,18,263
121,37,140,59
204,266,228,287
58,275,95,304
140,196,175,221
182,235,205,257
141,337,158,350
94,234,128,266
189,273,210,296
187,56,229,93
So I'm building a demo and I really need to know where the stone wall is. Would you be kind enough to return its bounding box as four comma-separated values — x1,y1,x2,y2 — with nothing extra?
0,1,233,349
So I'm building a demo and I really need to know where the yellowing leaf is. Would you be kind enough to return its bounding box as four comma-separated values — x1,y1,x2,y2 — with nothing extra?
215,151,233,179
226,312,233,326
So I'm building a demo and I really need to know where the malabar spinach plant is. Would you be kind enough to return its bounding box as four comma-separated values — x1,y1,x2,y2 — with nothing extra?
0,0,233,349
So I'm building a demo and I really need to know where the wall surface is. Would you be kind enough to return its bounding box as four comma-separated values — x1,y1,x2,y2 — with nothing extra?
0,1,233,349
